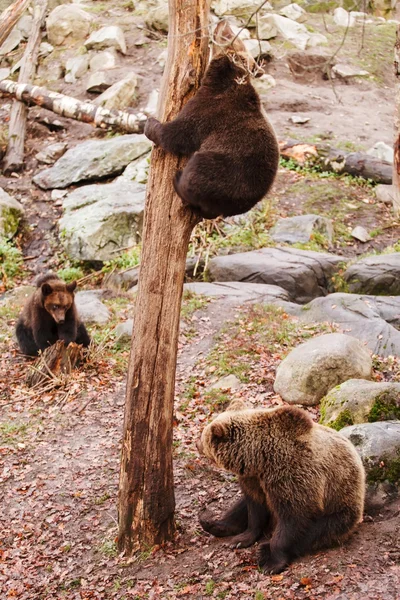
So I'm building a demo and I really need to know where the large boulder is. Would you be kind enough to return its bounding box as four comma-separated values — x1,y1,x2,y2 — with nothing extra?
46,5,92,46
93,74,138,110
33,134,151,189
145,1,169,32
285,293,400,358
341,421,400,508
343,253,400,295
208,247,344,303
273,333,372,406
258,14,310,50
84,26,127,54
270,214,333,244
59,179,145,262
0,187,24,239
212,0,271,23
320,379,400,430
75,291,110,324
183,282,291,302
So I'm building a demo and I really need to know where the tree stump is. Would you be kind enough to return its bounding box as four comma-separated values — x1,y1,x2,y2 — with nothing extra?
26,340,83,388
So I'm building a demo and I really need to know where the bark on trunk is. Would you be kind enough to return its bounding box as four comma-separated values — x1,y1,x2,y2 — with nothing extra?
280,140,393,184
0,79,148,133
2,0,47,175
393,25,400,214
117,0,210,555
26,340,83,388
0,0,30,47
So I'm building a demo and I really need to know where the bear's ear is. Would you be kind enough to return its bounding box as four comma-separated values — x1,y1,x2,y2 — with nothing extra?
211,420,229,440
276,406,313,435
41,283,53,296
66,280,77,293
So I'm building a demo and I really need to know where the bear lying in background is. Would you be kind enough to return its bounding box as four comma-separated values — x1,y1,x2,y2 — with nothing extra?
16,273,90,356
144,21,280,220
197,401,365,574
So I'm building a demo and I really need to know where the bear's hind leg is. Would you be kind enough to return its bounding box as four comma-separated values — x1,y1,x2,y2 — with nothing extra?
15,320,39,356
230,496,271,549
258,516,309,574
199,496,248,537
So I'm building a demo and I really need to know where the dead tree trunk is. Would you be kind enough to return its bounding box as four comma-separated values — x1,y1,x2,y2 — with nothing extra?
0,79,147,133
117,0,210,555
26,341,83,388
2,0,47,174
0,0,30,47
393,25,400,214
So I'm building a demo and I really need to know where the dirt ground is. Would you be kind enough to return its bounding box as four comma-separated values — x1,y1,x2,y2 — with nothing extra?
1,2,400,599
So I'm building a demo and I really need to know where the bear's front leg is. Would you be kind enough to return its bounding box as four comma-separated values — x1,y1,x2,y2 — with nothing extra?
57,320,78,346
144,117,163,146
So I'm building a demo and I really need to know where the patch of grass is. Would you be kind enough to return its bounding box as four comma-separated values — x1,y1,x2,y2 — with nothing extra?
0,421,28,445
99,539,118,558
203,389,232,412
57,266,85,283
102,246,141,274
181,290,210,320
0,237,24,289
94,492,111,505
205,580,215,595
254,592,265,600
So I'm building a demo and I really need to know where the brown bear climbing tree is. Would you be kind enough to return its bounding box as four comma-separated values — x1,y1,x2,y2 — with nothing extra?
117,0,211,554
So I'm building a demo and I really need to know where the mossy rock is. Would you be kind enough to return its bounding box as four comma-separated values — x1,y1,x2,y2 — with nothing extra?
0,188,24,239
320,379,400,428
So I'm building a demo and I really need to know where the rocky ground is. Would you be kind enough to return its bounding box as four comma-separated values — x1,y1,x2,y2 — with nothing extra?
1,0,400,598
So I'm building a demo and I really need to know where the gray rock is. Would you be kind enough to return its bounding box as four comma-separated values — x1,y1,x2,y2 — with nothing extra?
64,55,89,83
183,282,291,302
121,154,150,184
36,142,68,164
1,285,35,308
270,214,333,244
274,333,372,406
115,319,134,340
59,179,145,261
306,33,328,47
212,0,271,24
332,64,370,79
104,265,139,291
0,28,22,55
287,292,400,358
351,225,371,243
46,5,93,46
33,134,151,189
145,2,169,32
242,39,273,59
289,115,310,124
208,374,242,391
0,67,11,80
84,26,126,54
375,184,395,205
258,14,310,50
367,141,394,164
89,49,117,72
320,379,400,428
0,187,24,239
93,74,137,110
341,421,400,507
333,7,355,27
38,42,54,58
75,290,110,324
287,52,332,81
280,3,306,21
86,71,112,93
344,253,400,295
157,49,167,69
37,59,63,82
51,189,68,201
16,14,33,38
144,89,159,116
208,247,344,304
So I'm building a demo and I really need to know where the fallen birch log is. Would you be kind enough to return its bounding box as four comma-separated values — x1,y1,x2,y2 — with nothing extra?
26,340,83,388
280,139,393,184
3,0,47,174
0,0,31,48
0,79,148,133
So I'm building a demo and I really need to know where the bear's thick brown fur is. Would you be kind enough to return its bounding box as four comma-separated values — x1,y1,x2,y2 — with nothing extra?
197,401,365,574
144,23,279,220
16,273,90,356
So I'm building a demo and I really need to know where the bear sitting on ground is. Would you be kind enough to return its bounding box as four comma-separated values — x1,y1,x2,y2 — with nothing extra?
144,21,280,220
16,273,90,356
197,401,365,574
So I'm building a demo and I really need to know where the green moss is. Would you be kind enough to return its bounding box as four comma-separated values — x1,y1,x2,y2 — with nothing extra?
368,396,400,422
57,266,85,283
0,237,24,288
326,409,354,431
366,452,400,485
1,207,21,238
